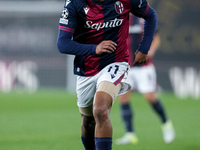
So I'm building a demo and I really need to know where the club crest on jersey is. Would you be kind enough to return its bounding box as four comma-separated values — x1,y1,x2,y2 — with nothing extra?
61,8,69,19
115,1,124,14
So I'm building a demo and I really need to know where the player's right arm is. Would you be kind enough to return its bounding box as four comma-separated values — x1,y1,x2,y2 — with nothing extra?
57,1,96,56
57,1,116,56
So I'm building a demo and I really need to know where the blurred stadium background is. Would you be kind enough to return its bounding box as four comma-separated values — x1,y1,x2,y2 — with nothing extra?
0,0,200,150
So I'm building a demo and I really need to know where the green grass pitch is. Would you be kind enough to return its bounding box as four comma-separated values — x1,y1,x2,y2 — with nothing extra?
0,90,200,150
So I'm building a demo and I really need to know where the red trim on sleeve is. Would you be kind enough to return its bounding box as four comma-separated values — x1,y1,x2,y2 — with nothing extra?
142,4,150,17
59,26,75,33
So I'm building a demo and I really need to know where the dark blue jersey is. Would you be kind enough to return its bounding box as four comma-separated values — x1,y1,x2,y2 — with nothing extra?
57,0,157,76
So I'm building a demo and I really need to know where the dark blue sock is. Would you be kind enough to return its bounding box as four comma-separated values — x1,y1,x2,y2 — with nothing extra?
81,135,95,150
121,102,134,132
95,137,112,150
151,100,167,123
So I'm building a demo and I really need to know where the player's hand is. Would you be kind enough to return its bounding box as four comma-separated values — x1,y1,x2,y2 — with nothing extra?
133,50,148,65
95,40,117,55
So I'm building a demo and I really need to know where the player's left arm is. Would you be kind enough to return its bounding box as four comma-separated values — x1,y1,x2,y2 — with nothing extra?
130,0,158,54
130,0,158,64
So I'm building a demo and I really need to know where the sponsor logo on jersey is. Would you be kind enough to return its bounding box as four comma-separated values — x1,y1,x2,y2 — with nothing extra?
85,18,123,31
61,8,69,19
83,7,90,15
59,18,69,25
115,1,124,14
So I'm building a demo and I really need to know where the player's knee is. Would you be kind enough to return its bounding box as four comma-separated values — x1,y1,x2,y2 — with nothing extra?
144,92,157,102
82,115,95,131
93,105,109,124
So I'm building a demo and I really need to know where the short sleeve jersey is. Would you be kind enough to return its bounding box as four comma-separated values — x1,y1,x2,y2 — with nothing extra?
59,0,149,76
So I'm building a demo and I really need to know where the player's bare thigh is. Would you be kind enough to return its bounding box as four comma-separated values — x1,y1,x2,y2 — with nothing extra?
79,81,121,116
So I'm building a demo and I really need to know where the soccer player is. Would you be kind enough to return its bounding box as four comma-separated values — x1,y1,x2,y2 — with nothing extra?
57,0,157,149
115,15,175,145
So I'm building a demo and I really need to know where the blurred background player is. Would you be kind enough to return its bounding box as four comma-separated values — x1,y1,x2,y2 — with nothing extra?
115,14,175,145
